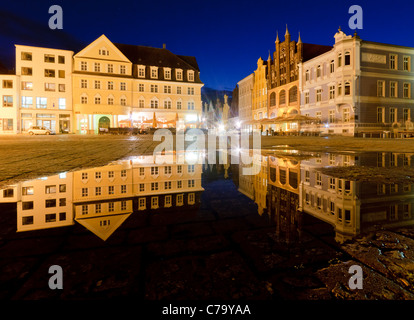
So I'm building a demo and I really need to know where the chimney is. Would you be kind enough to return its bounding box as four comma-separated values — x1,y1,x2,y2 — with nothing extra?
163,43,166,49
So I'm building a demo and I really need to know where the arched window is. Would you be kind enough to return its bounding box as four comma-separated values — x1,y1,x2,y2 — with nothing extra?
338,53,342,67
279,90,286,105
305,70,310,81
270,92,276,107
345,81,351,95
316,65,321,78
289,86,298,103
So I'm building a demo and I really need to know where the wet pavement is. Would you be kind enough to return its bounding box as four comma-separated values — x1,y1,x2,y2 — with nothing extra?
1,145,414,300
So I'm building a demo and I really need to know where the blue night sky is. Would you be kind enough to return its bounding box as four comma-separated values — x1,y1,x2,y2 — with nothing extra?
1,0,414,90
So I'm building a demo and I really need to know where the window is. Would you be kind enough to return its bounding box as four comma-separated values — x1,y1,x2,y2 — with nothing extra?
139,167,145,176
138,66,145,78
176,101,182,109
188,71,194,81
329,109,335,123
390,81,397,98
95,203,101,214
316,89,322,102
107,64,113,73
139,98,144,108
177,86,182,94
188,164,195,173
95,187,101,196
21,52,32,61
390,54,397,70
2,96,13,107
120,98,127,106
44,54,55,63
151,99,158,108
164,166,172,174
164,69,171,79
59,84,65,92
80,61,87,71
36,97,47,109
108,97,114,105
22,216,34,225
21,97,33,109
59,198,66,207
151,182,159,191
403,56,410,71
108,186,114,195
151,68,158,79
177,194,183,206
337,83,342,96
164,85,171,94
120,65,126,74
304,92,309,104
176,70,183,80
343,108,350,123
94,80,101,89
45,199,56,208
305,70,310,81
164,181,172,190
120,82,126,90
177,165,182,174
58,70,65,78
139,183,145,192
187,87,194,95
164,100,171,109
329,177,336,190
188,179,195,188
21,81,33,90
82,205,88,215
108,202,115,212
177,180,182,188
121,185,127,194
59,184,66,192
403,83,411,98
188,193,195,204
22,186,34,195
81,96,88,104
345,52,351,66
44,69,55,77
139,84,144,92
316,65,321,78
150,84,158,93
151,167,158,175
58,98,66,110
279,90,286,105
95,96,101,104
165,195,172,207
289,86,297,103
21,67,32,75
22,201,34,210
377,81,385,97
305,170,310,183
45,213,56,223
94,63,100,72
108,171,114,178
139,198,146,210
107,81,113,90
329,86,335,99
81,79,87,89
377,107,385,123
45,185,56,194
338,53,342,67
344,81,351,96
2,80,12,88
58,56,65,64
404,108,410,122
3,189,13,198
330,60,335,73
45,83,55,91
187,101,195,110
121,169,127,177
82,188,88,197
316,172,322,186
151,197,159,209
330,202,335,215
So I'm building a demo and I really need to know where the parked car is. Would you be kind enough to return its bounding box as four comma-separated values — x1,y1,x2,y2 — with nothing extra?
27,126,53,135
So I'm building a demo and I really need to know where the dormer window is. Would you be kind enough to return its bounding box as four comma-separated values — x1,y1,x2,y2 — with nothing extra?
138,65,145,78
176,69,183,81
188,70,194,81
150,67,158,79
164,68,171,80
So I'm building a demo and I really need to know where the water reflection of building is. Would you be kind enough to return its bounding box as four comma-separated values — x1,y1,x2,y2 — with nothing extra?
0,155,204,240
237,151,414,243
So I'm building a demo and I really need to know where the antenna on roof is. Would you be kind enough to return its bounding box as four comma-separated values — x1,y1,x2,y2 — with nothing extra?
163,43,166,49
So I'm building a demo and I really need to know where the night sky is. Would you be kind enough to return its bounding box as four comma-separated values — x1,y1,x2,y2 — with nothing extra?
1,0,414,90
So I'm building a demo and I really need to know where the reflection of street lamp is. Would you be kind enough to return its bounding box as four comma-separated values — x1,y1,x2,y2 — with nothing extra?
236,121,241,129
219,124,225,132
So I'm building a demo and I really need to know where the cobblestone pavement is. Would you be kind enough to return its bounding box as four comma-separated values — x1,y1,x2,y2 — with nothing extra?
0,134,159,188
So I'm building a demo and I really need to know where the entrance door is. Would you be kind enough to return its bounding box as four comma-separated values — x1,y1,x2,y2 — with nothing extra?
98,116,110,132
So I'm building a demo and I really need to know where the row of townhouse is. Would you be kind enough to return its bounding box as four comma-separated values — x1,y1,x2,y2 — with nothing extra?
0,35,203,134
237,27,414,136
0,155,204,240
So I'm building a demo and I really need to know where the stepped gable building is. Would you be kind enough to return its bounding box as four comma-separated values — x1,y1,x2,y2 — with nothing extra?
72,35,203,134
267,26,331,132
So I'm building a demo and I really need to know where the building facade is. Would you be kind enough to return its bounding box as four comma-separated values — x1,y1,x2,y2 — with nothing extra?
300,29,414,136
72,35,203,134
238,73,254,133
252,58,268,123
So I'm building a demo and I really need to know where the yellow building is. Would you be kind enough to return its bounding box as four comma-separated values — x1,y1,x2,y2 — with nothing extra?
72,35,203,134
252,57,268,129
